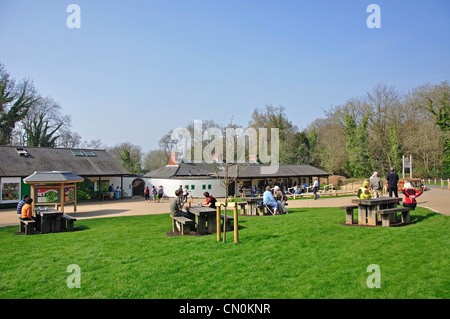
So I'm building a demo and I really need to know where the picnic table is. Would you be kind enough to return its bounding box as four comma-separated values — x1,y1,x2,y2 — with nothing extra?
350,197,403,226
35,208,64,233
242,197,261,215
188,206,217,235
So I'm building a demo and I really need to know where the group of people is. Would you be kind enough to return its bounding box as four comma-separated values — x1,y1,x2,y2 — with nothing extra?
170,189,217,229
263,185,288,215
357,167,424,209
108,184,122,200
144,185,165,203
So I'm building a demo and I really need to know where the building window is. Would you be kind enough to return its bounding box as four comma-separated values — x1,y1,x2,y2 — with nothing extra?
185,185,189,190
208,184,212,190
191,185,195,190
1,178,21,203
202,185,206,190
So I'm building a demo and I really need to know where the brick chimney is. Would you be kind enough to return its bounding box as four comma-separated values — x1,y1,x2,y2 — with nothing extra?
167,152,179,166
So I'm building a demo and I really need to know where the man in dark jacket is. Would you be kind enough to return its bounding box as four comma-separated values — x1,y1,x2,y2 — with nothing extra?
386,167,399,197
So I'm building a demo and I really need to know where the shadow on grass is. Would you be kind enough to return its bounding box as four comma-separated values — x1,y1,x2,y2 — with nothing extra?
410,211,439,224
65,209,130,218
242,234,281,242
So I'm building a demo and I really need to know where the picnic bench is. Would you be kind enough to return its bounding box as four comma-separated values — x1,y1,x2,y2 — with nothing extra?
339,205,358,225
377,207,413,227
351,197,402,226
171,215,194,235
221,214,234,231
19,218,36,235
60,214,77,231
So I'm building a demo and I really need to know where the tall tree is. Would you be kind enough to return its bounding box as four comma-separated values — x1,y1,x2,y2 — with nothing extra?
0,64,39,145
344,114,373,177
22,97,69,147
108,143,144,174
427,93,450,176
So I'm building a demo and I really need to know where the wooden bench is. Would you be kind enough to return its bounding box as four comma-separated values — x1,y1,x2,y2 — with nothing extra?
61,214,77,231
256,203,266,216
171,216,194,235
237,202,247,215
19,218,36,235
377,207,413,227
339,205,358,225
220,214,234,231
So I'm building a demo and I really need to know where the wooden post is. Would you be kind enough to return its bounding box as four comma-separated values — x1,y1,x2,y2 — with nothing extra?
216,205,221,242
441,179,444,190
233,203,239,244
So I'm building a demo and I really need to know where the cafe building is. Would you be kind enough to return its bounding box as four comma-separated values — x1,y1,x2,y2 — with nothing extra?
143,153,331,198
0,146,130,208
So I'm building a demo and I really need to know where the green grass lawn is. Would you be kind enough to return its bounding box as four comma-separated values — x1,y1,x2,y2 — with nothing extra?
0,207,448,299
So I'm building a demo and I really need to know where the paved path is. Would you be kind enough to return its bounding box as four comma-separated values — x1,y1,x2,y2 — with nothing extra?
1,188,448,228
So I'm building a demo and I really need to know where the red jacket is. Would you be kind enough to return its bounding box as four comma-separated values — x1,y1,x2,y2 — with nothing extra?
402,188,423,205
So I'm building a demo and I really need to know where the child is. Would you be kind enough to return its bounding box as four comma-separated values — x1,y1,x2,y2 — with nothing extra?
402,182,423,209
357,181,373,199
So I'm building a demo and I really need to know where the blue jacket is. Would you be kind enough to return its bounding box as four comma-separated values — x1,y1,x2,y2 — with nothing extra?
263,191,276,204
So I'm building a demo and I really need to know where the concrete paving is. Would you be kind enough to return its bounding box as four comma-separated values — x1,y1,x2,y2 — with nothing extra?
1,187,448,228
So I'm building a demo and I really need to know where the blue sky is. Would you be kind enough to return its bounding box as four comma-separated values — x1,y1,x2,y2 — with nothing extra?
1,0,449,151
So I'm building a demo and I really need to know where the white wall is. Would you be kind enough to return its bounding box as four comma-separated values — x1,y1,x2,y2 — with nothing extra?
144,178,225,198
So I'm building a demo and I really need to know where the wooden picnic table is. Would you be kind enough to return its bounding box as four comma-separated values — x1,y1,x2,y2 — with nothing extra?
351,197,402,226
34,208,64,233
187,206,217,234
242,197,261,216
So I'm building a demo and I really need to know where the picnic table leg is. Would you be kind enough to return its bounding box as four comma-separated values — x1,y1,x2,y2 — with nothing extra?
53,215,62,232
358,206,367,225
367,206,377,226
207,214,217,233
41,215,51,234
197,216,207,235
345,208,354,225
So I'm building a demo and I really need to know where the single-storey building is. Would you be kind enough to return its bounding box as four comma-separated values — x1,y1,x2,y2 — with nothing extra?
142,153,331,198
0,146,130,207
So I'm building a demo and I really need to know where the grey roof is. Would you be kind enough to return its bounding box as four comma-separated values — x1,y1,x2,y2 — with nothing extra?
144,162,216,179
144,161,330,179
24,171,84,183
227,164,331,178
0,146,129,177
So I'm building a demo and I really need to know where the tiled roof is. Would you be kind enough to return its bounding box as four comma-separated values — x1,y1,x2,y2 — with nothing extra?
0,146,129,177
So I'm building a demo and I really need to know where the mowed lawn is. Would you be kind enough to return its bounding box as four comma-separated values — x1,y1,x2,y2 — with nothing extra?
0,207,448,299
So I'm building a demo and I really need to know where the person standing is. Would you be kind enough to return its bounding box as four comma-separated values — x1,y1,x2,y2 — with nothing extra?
108,184,114,200
386,167,400,197
182,186,188,202
151,186,157,202
369,172,383,198
157,185,164,203
144,186,150,202
313,178,320,200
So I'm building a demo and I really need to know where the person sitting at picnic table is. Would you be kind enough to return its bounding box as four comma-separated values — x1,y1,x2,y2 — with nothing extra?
170,189,192,218
201,192,217,209
20,197,35,220
263,186,279,215
273,186,288,214
16,194,30,220
402,182,423,209
357,180,373,199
